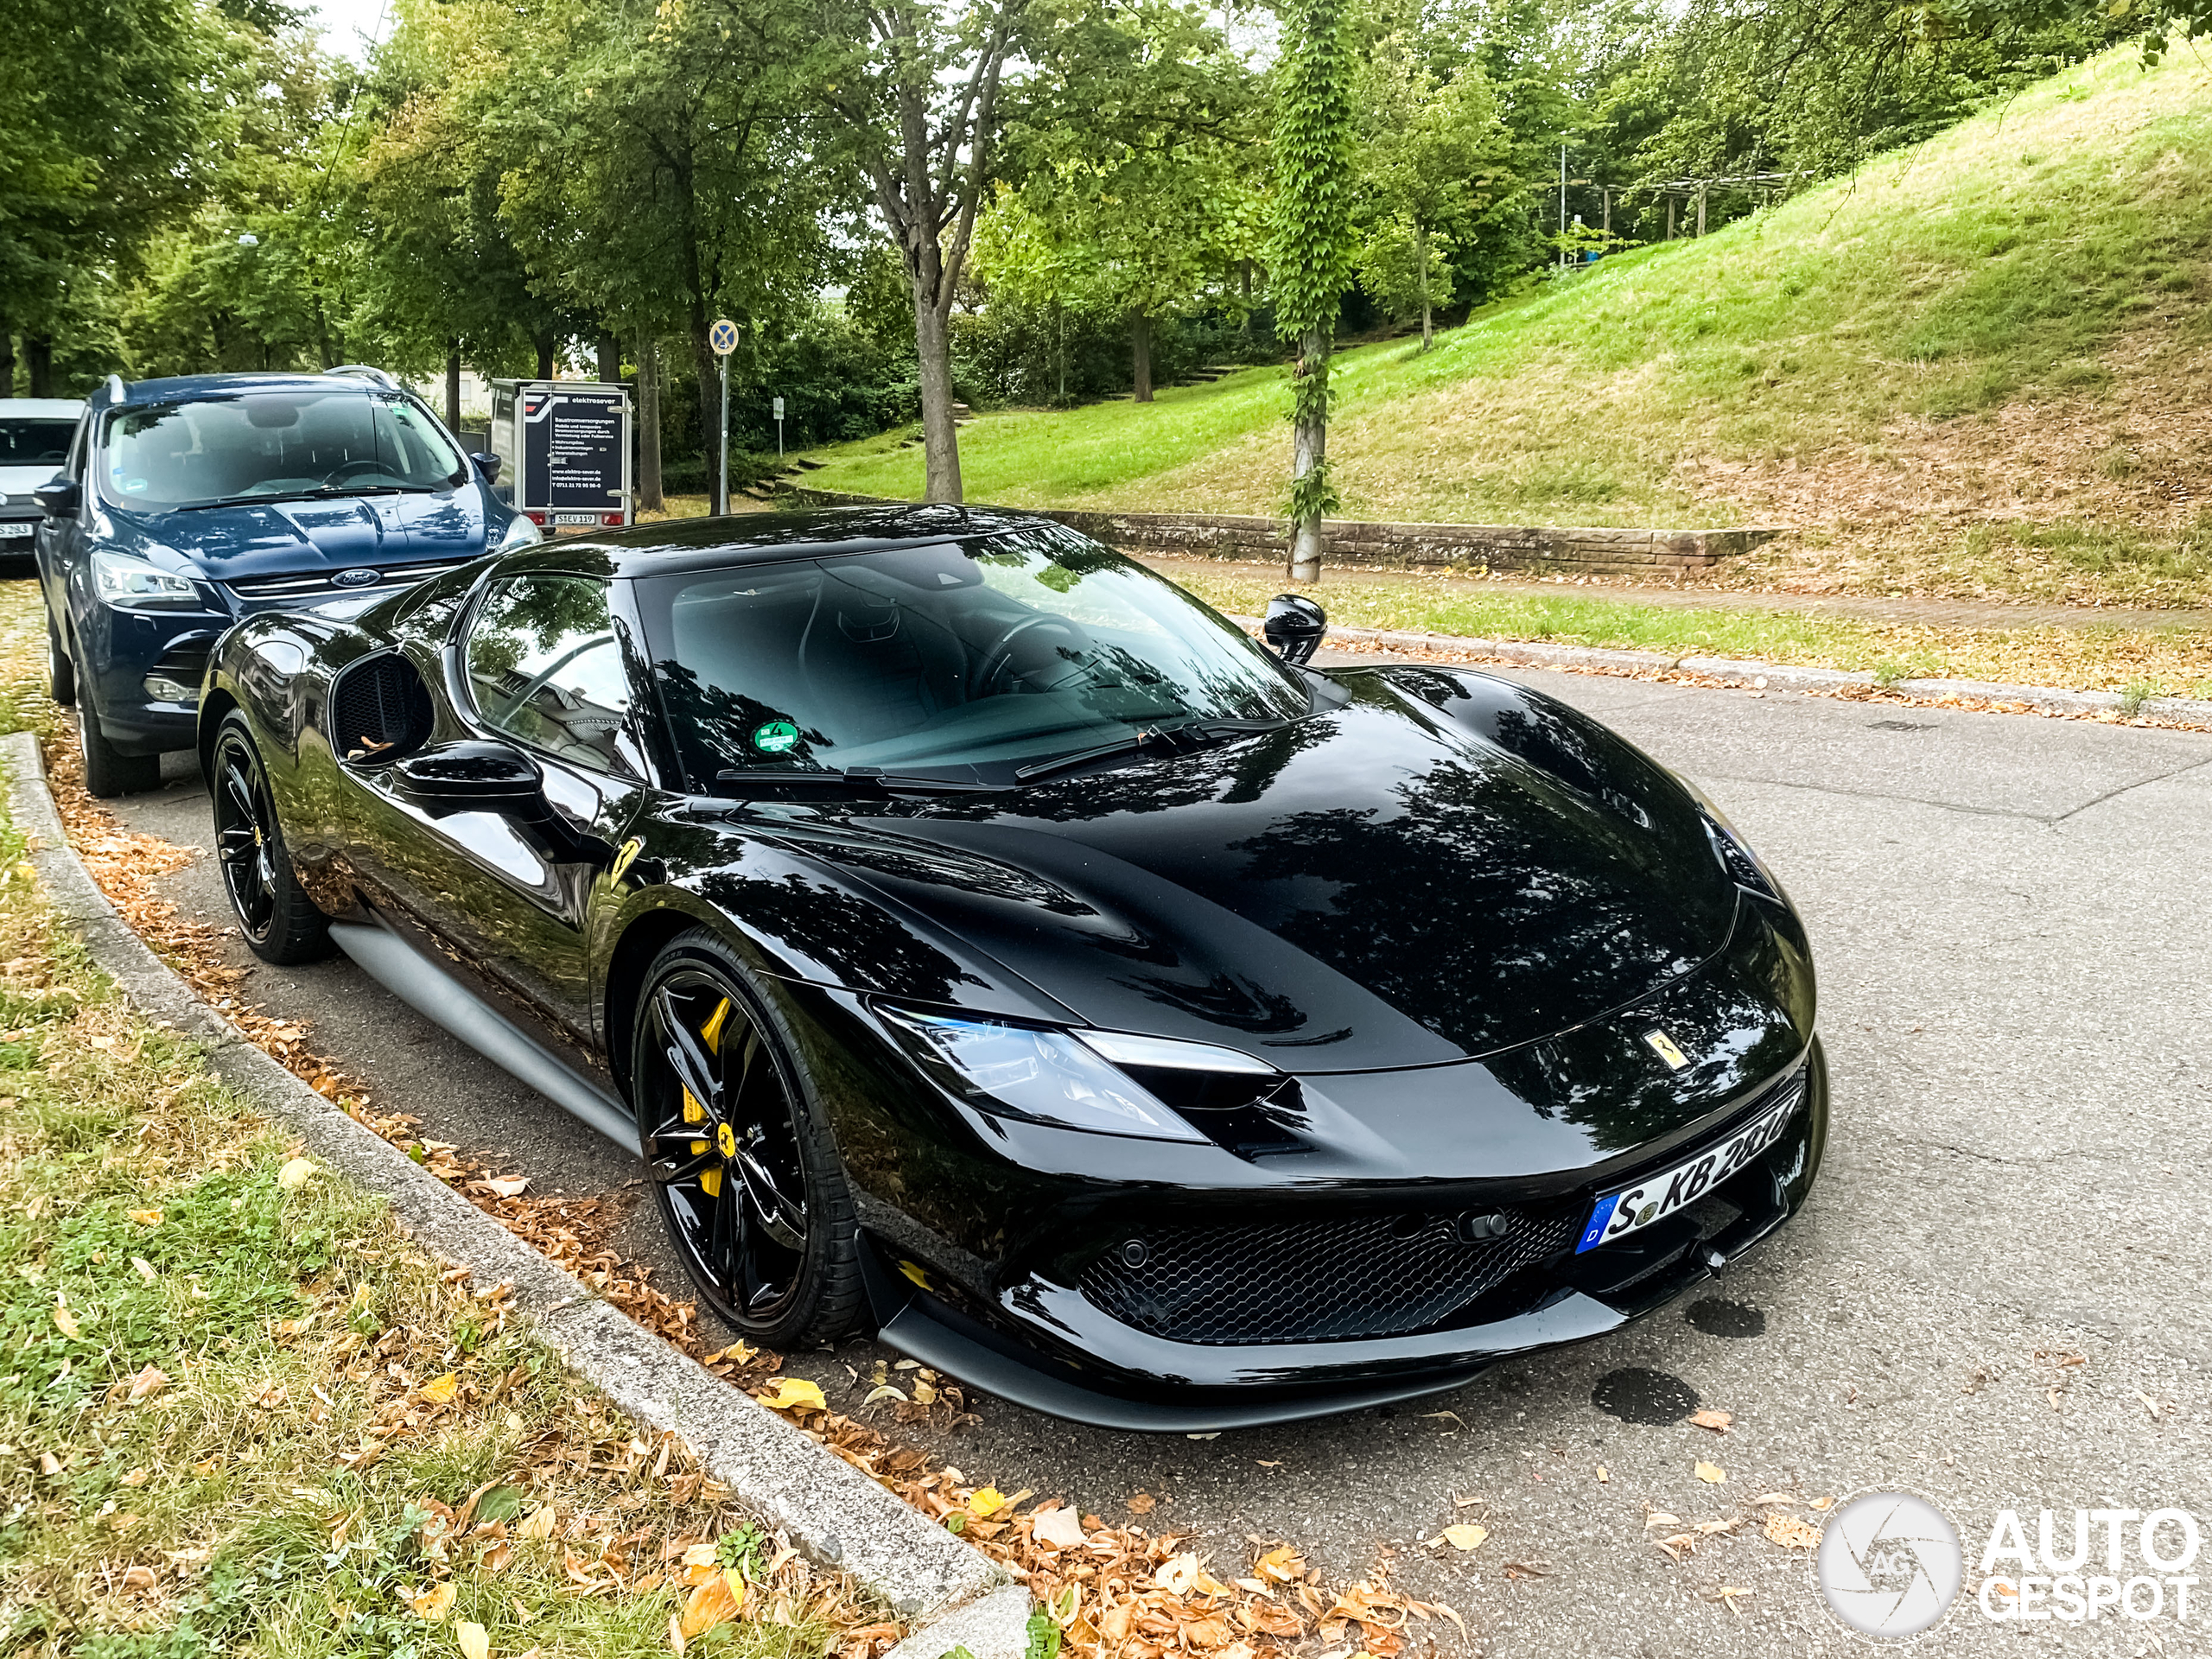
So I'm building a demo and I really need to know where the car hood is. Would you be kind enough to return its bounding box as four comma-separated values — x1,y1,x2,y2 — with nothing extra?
111,486,492,578
749,671,1744,1071
1,464,61,499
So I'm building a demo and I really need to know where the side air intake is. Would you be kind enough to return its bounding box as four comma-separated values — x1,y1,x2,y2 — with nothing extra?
327,652,434,765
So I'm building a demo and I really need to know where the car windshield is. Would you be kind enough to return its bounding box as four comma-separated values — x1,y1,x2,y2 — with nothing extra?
0,418,74,467
634,526,1311,789
99,389,466,511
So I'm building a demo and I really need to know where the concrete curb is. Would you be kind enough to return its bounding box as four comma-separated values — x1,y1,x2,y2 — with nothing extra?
0,730,1021,1641
1289,620,2212,730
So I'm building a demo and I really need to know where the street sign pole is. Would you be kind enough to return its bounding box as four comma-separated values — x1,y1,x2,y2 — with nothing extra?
772,395,785,459
709,317,739,516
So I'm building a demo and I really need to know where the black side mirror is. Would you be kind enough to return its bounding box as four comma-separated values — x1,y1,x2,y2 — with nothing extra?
1263,594,1327,666
391,740,544,817
33,478,80,518
470,452,502,485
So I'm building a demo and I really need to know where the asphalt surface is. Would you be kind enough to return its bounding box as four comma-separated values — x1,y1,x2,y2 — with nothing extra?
94,651,2212,1655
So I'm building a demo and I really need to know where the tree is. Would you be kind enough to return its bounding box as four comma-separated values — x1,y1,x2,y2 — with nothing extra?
996,0,1262,401
1356,36,1514,349
1270,0,1360,581
817,0,1027,502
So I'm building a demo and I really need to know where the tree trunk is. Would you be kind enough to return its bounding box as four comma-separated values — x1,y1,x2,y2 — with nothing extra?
1416,222,1433,353
911,285,962,504
595,330,620,385
25,335,53,398
443,340,461,435
0,330,14,399
1289,327,1328,582
534,333,556,378
638,335,664,513
1129,312,1154,403
691,320,722,516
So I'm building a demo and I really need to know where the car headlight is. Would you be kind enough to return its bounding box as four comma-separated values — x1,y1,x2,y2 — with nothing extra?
496,514,542,551
877,1007,1276,1142
92,550,201,611
1681,777,1787,903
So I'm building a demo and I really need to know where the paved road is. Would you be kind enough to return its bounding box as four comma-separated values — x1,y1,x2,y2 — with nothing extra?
100,658,2212,1653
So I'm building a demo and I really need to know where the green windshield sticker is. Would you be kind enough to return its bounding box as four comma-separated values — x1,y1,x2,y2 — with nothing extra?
751,719,800,754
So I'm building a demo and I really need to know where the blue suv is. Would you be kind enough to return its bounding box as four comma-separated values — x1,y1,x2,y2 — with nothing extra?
35,369,542,794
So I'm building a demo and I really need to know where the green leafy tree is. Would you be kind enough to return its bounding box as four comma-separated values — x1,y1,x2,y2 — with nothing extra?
1270,0,1359,580
1355,35,1515,348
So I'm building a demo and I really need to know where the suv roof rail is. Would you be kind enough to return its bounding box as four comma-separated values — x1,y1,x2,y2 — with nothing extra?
327,364,399,388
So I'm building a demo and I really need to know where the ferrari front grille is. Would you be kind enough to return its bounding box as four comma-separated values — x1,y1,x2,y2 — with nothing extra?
1079,1205,1579,1346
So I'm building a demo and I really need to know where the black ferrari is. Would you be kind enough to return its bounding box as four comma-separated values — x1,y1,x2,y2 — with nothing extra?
198,505,1826,1430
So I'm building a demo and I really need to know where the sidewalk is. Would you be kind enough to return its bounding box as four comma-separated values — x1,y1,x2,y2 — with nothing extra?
1136,555,2212,634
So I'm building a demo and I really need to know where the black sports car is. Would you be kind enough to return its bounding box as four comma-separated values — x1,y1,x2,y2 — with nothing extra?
199,505,1826,1431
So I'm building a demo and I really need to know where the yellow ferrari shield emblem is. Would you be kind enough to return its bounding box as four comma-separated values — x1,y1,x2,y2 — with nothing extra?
1643,1029,1691,1070
716,1122,737,1160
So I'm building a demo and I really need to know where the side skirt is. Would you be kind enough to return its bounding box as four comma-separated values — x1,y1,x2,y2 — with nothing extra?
329,917,637,1152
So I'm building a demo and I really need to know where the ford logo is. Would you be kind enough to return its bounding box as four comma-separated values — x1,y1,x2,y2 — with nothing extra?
331,568,379,588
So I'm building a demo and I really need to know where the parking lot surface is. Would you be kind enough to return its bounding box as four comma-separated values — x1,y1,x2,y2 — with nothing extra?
100,653,2212,1653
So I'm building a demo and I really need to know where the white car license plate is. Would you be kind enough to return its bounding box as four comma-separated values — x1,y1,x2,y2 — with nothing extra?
1575,1092,1799,1253
0,522,33,539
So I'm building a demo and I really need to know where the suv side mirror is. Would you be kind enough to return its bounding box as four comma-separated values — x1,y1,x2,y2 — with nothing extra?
33,478,80,518
1263,594,1326,665
470,452,502,485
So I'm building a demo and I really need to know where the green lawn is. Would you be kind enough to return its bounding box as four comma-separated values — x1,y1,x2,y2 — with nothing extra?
810,45,2212,533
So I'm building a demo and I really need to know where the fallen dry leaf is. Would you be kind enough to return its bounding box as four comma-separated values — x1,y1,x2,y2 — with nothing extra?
410,1581,458,1622
967,1486,1009,1518
130,1256,157,1283
1751,1492,1796,1506
755,1378,826,1414
516,1504,556,1541
1032,1506,1089,1552
1688,1408,1733,1433
127,1364,168,1402
1654,1534,1696,1561
482,1175,530,1198
1694,1461,1726,1484
456,1621,491,1659
276,1157,318,1190
421,1372,461,1406
1126,1492,1156,1515
1764,1512,1821,1549
52,1303,79,1339
1154,1552,1202,1594
680,1573,744,1637
128,1209,162,1226
1255,1546,1305,1584
1440,1524,1488,1552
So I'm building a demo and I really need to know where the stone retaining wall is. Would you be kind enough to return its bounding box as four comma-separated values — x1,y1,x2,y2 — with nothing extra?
785,487,1780,575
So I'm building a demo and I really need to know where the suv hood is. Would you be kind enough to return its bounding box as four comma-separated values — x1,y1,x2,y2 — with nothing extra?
110,487,491,579
756,675,1743,1070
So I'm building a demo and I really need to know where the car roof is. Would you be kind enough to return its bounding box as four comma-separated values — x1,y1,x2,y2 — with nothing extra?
91,372,412,410
0,398,85,417
521,503,1068,580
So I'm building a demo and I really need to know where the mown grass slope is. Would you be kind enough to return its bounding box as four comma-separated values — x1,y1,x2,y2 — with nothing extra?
811,46,2212,565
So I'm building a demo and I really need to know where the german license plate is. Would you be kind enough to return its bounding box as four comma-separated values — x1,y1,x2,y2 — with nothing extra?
552,512,597,524
0,522,32,539
1575,1094,1799,1253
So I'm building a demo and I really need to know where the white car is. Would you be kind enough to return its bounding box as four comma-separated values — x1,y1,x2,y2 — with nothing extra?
0,397,84,567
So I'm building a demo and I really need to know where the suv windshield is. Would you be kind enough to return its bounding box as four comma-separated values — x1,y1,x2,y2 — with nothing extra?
0,419,74,467
635,526,1310,789
99,389,466,511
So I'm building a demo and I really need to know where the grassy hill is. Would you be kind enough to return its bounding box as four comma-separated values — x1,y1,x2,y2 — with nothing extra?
810,47,2212,603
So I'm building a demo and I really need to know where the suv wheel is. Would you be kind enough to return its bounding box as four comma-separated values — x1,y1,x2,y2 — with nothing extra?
77,700,162,798
46,620,73,709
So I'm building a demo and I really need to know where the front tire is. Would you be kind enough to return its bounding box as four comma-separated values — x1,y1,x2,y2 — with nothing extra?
210,715,332,964
632,931,862,1347
47,620,73,709
78,699,161,797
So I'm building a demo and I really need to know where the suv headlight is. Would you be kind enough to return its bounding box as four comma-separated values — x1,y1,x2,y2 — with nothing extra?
496,514,542,551
878,1007,1279,1141
92,550,201,611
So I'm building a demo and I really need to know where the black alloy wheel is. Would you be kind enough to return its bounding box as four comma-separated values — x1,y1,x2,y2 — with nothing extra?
211,715,332,964
633,935,861,1345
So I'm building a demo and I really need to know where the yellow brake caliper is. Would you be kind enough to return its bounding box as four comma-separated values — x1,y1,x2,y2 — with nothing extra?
692,998,733,1197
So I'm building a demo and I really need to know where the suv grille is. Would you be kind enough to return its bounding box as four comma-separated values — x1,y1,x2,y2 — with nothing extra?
226,559,475,602
1079,1205,1579,1345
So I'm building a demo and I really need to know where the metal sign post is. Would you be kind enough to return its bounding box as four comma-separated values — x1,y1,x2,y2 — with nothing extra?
772,395,785,458
709,317,738,515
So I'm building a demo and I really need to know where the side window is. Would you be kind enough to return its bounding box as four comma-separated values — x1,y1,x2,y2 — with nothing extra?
465,575,642,778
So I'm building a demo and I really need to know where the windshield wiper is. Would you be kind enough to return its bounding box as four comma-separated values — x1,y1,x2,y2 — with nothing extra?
711,766,1007,799
1013,718,1286,785
169,485,423,512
